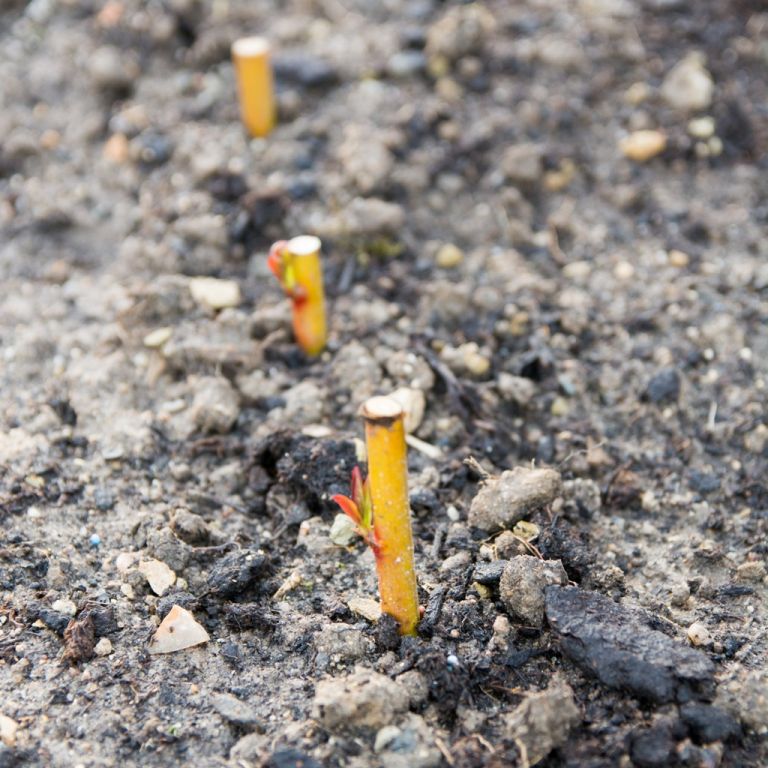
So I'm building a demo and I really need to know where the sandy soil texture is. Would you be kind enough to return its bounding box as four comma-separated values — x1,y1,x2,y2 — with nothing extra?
1,1,766,766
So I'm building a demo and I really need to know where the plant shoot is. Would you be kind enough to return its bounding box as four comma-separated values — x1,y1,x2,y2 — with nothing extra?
333,396,419,635
232,36,276,138
268,235,328,357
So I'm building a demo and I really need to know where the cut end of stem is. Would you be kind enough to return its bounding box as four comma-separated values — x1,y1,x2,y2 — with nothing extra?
231,36,270,58
360,396,404,426
287,235,321,257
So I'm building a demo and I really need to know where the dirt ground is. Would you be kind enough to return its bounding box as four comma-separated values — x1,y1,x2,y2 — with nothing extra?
1,0,767,766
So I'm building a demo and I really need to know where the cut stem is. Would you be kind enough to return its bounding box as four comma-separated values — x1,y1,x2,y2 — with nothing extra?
361,396,419,636
269,235,327,356
232,36,276,138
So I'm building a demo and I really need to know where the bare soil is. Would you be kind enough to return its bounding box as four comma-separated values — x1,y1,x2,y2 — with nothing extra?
1,1,766,766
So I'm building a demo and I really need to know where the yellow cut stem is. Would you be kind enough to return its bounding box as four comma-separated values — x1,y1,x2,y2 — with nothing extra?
285,236,327,357
232,37,276,138
362,397,419,635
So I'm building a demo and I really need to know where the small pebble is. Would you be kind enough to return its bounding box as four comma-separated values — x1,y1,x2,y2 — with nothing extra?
435,243,464,268
668,249,690,268
661,53,714,112
735,561,766,583
496,373,536,406
347,596,382,622
688,116,715,139
149,605,210,654
687,621,711,647
138,558,177,596
644,367,681,404
388,387,425,433
620,130,667,162
614,261,635,280
52,599,77,616
0,714,18,747
329,514,358,547
143,327,173,348
94,637,113,656
89,534,102,548
189,277,241,311
624,81,650,105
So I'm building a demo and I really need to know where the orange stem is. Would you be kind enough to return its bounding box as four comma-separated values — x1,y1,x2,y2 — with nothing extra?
270,236,327,356
232,37,276,138
361,396,419,635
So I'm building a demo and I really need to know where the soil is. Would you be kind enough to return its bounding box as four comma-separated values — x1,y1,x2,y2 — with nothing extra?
1,1,767,767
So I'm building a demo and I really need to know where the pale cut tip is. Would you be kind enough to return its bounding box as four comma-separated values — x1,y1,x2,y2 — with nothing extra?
232,36,270,58
360,395,404,422
288,235,321,256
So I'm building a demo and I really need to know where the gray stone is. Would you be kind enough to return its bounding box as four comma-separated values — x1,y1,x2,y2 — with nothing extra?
629,718,678,768
385,351,435,391
440,551,472,574
468,466,562,532
496,373,536,406
212,693,262,729
313,669,409,732
236,369,288,403
146,526,191,573
207,550,268,599
661,53,713,112
277,380,325,424
644,368,681,404
500,556,568,627
314,624,370,664
374,713,441,768
191,376,240,433
170,509,212,545
562,478,602,517
545,586,716,703
504,676,580,767
501,143,544,187
472,560,506,585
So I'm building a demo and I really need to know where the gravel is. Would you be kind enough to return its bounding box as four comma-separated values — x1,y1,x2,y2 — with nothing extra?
468,466,563,532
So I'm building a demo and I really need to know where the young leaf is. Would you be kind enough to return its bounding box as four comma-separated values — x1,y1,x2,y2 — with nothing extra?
267,240,287,281
332,494,362,526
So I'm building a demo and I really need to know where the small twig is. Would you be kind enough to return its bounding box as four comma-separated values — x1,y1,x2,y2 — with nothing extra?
707,401,718,431
273,567,304,600
548,222,568,265
430,523,447,560
464,456,491,480
435,737,455,767
405,434,443,460
509,533,543,560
